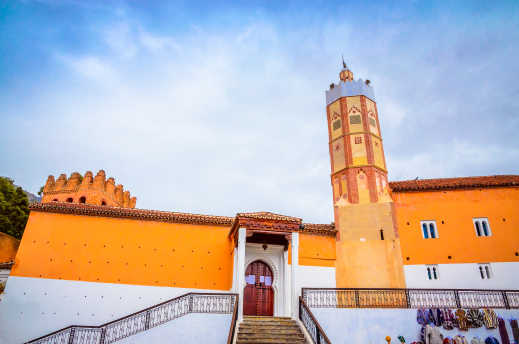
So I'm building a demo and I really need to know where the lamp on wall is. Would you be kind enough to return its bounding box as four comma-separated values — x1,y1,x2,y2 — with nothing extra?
262,244,268,250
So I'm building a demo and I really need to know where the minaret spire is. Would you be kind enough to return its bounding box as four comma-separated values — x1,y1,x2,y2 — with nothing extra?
339,58,354,82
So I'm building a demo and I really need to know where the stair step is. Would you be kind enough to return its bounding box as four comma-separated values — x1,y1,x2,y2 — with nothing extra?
236,316,307,344
241,320,298,325
244,316,292,320
238,328,302,334
237,340,306,344
238,334,305,340
239,323,299,328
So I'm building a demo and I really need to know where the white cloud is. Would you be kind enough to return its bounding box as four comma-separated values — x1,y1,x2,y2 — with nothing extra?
57,55,117,83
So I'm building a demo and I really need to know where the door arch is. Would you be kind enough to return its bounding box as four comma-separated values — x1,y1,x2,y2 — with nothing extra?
243,260,274,316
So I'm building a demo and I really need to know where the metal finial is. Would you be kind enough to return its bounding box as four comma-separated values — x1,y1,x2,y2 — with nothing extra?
342,55,347,69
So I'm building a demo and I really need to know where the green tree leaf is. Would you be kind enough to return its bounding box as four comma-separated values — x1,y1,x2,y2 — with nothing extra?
0,177,30,239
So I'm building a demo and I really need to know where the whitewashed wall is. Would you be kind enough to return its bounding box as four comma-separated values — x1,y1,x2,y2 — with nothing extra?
296,265,336,294
117,313,231,344
405,262,519,289
312,308,519,344
0,276,230,344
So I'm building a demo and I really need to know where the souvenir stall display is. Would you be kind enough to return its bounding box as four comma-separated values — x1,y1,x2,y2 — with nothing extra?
408,308,517,344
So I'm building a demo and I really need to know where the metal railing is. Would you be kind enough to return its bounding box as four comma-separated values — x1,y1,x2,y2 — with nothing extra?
226,294,239,344
27,293,238,344
299,296,332,344
302,288,519,309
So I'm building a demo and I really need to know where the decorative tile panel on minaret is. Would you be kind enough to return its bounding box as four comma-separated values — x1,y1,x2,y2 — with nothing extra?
326,62,405,288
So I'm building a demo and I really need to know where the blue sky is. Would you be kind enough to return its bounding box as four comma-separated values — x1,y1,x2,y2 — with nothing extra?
1,1,518,223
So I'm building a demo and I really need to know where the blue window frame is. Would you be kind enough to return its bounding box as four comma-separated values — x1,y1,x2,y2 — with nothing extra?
422,223,429,239
421,221,438,239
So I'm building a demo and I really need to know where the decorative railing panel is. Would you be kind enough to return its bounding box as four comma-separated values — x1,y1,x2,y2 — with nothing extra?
506,291,519,308
302,288,519,309
33,329,70,344
299,297,332,344
408,290,457,308
458,290,506,309
71,328,102,344
27,293,238,344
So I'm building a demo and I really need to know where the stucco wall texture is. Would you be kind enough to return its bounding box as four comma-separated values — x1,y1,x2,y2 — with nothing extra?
394,187,519,266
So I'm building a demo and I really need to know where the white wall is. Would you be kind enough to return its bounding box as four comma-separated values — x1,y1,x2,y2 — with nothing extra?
405,262,519,289
312,308,519,344
296,265,336,294
0,276,230,344
117,313,231,344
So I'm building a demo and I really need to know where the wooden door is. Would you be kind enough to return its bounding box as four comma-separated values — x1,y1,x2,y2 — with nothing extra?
243,260,274,316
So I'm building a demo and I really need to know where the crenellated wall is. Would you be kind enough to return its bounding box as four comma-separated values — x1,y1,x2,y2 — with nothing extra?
41,170,136,208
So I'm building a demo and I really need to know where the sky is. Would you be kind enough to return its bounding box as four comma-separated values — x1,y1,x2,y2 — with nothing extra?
1,1,518,223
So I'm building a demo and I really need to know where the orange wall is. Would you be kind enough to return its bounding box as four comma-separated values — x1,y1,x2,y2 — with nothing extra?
394,187,519,265
0,232,20,263
298,233,336,267
12,212,234,290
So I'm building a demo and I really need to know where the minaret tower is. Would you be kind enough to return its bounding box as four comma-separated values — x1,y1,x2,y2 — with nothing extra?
325,61,405,288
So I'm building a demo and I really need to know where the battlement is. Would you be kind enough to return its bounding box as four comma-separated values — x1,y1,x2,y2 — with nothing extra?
326,79,375,105
41,170,136,208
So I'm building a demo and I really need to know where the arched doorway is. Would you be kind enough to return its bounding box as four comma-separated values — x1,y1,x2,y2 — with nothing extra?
243,260,274,316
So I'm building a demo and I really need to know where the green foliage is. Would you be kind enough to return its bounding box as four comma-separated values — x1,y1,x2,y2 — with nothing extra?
0,177,30,239
37,186,44,196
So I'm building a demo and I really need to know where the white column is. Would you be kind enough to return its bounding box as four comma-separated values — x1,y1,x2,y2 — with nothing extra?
291,232,299,318
232,246,238,292
237,227,247,321
283,249,290,317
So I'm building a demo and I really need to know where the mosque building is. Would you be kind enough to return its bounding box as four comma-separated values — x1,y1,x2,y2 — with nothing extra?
0,63,517,343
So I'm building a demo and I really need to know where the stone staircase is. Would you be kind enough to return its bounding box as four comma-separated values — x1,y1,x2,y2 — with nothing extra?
237,316,308,344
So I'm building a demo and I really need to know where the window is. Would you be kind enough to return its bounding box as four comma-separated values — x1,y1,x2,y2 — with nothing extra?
420,221,438,239
333,120,341,130
349,115,361,124
79,196,86,204
426,265,439,280
473,218,491,237
478,264,492,279
66,198,73,203
354,136,362,144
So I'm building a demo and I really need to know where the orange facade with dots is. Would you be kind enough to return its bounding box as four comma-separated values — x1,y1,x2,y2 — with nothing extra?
392,181,519,266
10,204,336,289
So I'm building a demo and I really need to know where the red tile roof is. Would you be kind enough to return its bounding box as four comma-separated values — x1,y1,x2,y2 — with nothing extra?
389,175,519,192
237,212,302,223
29,202,234,226
29,203,335,235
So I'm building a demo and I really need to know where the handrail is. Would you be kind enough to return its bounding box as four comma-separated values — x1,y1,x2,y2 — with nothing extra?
27,292,238,344
299,296,332,344
302,288,519,309
226,294,239,344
